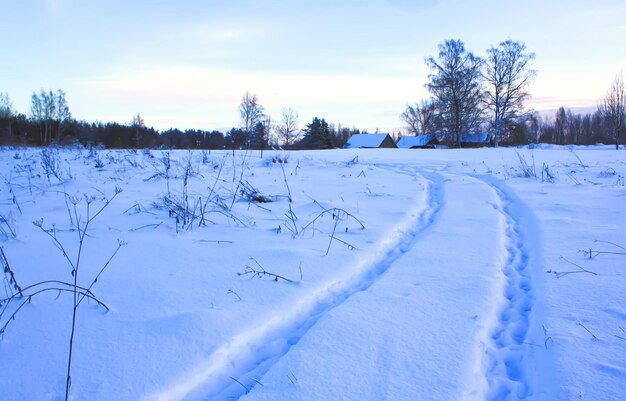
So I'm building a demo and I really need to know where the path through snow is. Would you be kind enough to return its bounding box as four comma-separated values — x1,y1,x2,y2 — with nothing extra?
148,171,442,401
467,176,540,401
234,168,537,401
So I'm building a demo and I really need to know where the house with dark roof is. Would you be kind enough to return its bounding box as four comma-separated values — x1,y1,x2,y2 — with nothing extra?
396,135,440,149
459,133,493,148
343,133,398,149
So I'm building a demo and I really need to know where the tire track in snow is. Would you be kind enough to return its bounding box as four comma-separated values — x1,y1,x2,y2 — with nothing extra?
147,171,443,401
474,176,536,401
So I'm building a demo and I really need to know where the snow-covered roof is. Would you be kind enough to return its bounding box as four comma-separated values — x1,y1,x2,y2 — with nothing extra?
396,135,435,148
460,133,490,143
344,133,394,149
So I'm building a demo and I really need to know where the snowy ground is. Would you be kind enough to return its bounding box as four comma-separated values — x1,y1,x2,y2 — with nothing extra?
0,145,624,401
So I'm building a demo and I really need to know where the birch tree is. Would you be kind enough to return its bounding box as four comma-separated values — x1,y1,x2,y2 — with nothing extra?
54,90,71,141
132,113,145,148
277,107,299,147
484,40,536,147
400,100,439,136
600,74,625,149
425,39,484,147
239,92,264,147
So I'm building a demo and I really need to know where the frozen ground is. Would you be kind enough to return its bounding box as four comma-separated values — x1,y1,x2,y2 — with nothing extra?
0,145,624,401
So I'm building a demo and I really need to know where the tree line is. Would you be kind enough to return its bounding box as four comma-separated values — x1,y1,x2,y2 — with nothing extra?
402,38,625,148
0,90,361,149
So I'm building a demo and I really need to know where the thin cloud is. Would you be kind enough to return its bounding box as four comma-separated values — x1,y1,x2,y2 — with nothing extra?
85,65,424,106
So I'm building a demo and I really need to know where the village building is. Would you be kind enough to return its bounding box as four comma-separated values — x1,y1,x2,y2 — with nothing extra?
343,133,398,149
396,135,440,149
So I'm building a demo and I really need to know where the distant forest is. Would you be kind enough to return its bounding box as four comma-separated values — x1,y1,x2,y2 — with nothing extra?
0,92,620,150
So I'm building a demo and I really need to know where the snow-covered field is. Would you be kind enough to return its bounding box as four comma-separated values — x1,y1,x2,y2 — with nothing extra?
0,145,624,401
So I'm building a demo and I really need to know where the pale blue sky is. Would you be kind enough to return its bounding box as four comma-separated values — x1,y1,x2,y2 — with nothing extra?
1,0,624,132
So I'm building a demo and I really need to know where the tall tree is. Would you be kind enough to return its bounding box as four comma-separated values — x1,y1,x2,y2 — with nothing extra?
30,92,44,144
400,99,439,136
600,74,625,149
425,39,484,147
277,107,299,147
555,107,568,145
301,117,333,149
0,92,13,139
249,115,272,157
484,40,536,147
132,113,145,148
42,90,56,145
54,89,71,141
239,92,264,147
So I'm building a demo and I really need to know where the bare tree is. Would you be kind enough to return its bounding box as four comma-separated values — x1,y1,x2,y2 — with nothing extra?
277,107,299,147
425,39,484,147
400,100,439,136
30,90,56,145
42,90,56,145
0,92,13,139
132,113,145,148
30,92,44,144
600,74,625,149
555,107,568,145
29,89,71,145
54,89,71,141
484,40,536,147
239,92,265,147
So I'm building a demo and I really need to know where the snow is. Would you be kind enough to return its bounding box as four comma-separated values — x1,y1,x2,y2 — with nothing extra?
0,146,625,401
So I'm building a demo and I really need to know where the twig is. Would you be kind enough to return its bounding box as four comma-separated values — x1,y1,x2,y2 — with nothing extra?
287,372,298,385
227,288,242,301
1,174,22,215
325,216,340,255
549,256,597,278
615,327,626,341
565,172,580,185
579,248,626,259
123,202,142,215
229,376,250,394
569,150,588,169
129,223,162,232
1,247,22,297
0,214,17,239
577,321,598,340
301,208,365,233
238,258,293,283
1,287,108,336
330,236,357,251
193,239,234,244
284,204,299,235
77,239,126,308
1,280,97,313
594,240,626,251
280,162,292,202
